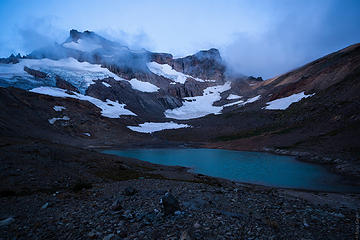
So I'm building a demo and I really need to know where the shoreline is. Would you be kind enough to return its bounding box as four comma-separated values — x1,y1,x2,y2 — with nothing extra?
95,145,360,195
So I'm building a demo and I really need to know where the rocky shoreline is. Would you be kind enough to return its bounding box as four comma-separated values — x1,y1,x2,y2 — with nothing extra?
202,142,360,181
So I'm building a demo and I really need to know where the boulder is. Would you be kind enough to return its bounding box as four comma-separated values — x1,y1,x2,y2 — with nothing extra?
160,191,180,215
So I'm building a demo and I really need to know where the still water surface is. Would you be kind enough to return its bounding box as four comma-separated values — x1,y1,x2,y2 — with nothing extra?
102,148,360,193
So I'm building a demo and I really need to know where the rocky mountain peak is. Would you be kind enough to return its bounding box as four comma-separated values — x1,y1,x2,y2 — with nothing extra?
69,29,95,42
194,48,222,62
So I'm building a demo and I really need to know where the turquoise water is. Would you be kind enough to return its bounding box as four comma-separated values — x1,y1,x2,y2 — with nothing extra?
102,148,360,193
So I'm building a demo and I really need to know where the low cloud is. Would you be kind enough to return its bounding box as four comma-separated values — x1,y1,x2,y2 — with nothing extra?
221,0,360,79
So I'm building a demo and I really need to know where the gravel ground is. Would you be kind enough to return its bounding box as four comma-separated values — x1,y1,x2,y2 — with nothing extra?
1,179,359,240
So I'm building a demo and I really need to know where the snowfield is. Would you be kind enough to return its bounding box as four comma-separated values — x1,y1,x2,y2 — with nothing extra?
165,82,231,120
30,87,136,118
147,61,216,84
0,58,122,93
265,92,314,110
128,78,159,92
63,39,102,52
127,121,190,133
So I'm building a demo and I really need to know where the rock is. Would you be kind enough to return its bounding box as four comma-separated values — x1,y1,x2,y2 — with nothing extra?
24,66,48,78
303,218,309,228
41,202,49,209
88,230,101,239
0,217,14,227
183,197,209,210
110,198,123,211
123,186,137,196
193,222,201,229
160,191,180,215
122,210,133,219
180,229,192,240
103,233,115,240
56,75,79,92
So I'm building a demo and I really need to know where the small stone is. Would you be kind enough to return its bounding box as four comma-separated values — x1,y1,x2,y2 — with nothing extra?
88,230,97,239
111,198,123,211
0,217,14,227
303,218,309,228
193,222,201,229
180,230,191,240
41,202,49,209
123,187,137,196
103,233,115,240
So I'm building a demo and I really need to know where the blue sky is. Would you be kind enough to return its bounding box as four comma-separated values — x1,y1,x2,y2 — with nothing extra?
0,0,359,78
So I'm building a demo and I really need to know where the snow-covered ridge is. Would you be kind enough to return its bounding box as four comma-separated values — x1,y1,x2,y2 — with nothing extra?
63,39,102,52
30,87,136,118
127,121,190,133
128,78,159,93
265,92,314,110
165,82,231,120
147,61,216,84
0,58,123,93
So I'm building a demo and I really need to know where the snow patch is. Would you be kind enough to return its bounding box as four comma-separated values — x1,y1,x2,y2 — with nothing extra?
223,95,261,108
227,94,242,100
83,132,91,136
63,39,102,52
53,106,66,112
165,82,231,120
102,82,111,87
265,92,314,110
128,121,190,133
128,78,159,92
30,87,136,118
245,95,261,104
147,62,216,84
48,116,70,125
223,100,244,108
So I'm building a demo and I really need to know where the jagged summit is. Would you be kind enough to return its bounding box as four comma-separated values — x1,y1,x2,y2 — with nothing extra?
68,29,95,42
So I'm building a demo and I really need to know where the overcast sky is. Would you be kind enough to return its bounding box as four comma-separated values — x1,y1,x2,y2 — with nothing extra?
0,0,359,78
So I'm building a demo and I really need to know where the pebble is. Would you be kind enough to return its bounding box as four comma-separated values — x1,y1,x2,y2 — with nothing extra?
41,202,49,209
0,217,14,227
